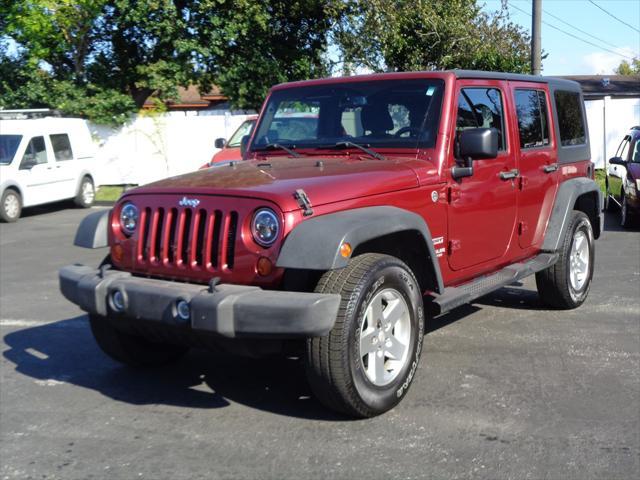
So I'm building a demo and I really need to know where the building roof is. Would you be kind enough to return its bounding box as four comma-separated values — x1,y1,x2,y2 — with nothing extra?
143,85,228,110
560,75,640,99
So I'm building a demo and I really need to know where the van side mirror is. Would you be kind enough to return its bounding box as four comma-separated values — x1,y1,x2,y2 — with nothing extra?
609,156,625,166
240,135,250,159
452,128,499,180
214,138,226,149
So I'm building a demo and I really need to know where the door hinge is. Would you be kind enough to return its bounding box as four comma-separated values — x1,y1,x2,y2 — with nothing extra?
448,239,461,254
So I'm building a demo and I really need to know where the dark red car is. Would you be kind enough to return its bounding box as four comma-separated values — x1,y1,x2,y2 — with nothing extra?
606,126,640,227
61,71,602,417
199,115,258,169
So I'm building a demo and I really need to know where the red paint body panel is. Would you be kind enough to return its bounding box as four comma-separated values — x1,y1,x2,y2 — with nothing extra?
110,71,593,291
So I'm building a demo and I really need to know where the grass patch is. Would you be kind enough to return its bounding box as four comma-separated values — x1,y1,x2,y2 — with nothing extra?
95,185,125,203
595,169,606,194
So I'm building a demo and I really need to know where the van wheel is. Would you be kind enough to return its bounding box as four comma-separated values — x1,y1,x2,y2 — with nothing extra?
1,189,22,223
620,196,633,228
89,314,189,367
75,176,95,208
536,211,594,309
306,253,424,418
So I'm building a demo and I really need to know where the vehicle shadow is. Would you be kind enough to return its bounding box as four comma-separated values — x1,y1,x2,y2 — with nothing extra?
603,210,640,232
2,316,349,421
19,200,77,219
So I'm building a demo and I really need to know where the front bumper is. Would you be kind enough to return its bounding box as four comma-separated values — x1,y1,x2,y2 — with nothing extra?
59,265,340,338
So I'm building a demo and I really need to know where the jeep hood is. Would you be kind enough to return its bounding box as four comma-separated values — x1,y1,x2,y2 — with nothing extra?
133,156,426,212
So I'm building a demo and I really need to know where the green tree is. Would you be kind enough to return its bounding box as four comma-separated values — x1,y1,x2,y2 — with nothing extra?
335,0,531,74
615,58,640,75
1,0,342,123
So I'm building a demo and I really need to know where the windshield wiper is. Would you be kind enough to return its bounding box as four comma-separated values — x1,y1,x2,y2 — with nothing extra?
330,141,386,161
258,143,301,157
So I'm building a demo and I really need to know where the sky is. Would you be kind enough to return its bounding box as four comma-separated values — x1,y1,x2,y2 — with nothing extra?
482,0,640,75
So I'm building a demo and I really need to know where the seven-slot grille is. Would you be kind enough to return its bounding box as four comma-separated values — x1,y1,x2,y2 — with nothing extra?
136,206,238,271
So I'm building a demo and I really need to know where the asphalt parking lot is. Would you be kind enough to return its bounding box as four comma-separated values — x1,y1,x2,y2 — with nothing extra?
1,204,638,480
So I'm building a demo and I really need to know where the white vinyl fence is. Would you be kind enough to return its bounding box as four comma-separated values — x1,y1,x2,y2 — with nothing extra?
92,111,250,185
585,97,640,168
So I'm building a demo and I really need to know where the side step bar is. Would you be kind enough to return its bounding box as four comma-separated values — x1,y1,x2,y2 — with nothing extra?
429,253,558,316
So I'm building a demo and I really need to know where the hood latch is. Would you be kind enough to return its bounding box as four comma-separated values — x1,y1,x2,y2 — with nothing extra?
294,189,314,217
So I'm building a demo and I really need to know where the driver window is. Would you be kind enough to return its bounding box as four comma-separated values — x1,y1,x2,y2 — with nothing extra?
456,87,506,150
615,136,630,161
20,136,48,169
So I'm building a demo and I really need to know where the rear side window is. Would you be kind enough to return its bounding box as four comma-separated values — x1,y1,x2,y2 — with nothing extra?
514,89,550,149
50,134,74,161
554,91,586,146
456,87,506,150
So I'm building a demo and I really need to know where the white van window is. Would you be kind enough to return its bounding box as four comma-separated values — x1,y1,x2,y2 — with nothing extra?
0,135,22,165
19,137,48,169
50,134,74,161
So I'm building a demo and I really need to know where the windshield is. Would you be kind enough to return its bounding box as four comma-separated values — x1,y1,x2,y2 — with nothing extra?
251,79,444,152
632,139,640,163
227,119,256,148
0,135,22,165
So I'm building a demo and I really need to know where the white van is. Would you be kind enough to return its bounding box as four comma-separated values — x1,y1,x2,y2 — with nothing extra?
0,117,97,222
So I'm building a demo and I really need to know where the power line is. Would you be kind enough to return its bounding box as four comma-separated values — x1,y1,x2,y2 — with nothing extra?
587,0,640,34
542,7,622,51
508,1,636,61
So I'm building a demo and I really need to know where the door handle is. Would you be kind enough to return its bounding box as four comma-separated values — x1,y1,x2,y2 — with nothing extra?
543,163,558,173
499,169,519,180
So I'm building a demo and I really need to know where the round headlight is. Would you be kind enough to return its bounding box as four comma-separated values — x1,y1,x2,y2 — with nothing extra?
252,208,279,247
120,202,138,235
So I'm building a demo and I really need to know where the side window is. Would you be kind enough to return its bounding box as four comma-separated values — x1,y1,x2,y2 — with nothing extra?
615,136,631,161
50,134,74,161
456,87,506,150
514,89,550,149
19,136,48,169
554,90,586,146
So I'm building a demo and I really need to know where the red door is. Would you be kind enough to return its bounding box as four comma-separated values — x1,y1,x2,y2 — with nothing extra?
447,80,518,271
509,83,560,249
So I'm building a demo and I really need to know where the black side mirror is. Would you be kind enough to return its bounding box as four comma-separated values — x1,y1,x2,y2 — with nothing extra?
609,156,625,166
214,138,226,149
452,128,499,179
240,135,250,159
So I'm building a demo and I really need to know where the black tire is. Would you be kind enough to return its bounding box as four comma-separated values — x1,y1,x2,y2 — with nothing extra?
620,195,633,228
89,314,189,367
0,189,22,223
306,253,425,418
74,176,95,208
536,211,594,309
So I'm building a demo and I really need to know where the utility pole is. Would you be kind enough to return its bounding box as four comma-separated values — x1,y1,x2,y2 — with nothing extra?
531,0,542,75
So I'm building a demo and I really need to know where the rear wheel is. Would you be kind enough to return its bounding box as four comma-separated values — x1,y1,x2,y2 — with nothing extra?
536,211,594,309
1,189,22,223
75,176,95,208
306,253,424,418
89,314,189,367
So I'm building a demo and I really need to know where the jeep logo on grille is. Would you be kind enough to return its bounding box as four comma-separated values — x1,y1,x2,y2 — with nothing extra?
178,197,200,208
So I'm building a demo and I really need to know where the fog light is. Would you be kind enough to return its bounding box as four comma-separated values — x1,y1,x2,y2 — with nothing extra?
176,299,190,322
111,290,125,312
257,256,273,276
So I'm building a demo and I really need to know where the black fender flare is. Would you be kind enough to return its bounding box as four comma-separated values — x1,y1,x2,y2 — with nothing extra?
74,210,110,248
542,177,603,252
276,206,444,294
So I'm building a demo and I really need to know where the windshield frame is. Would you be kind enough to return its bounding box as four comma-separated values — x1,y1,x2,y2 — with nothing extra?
249,78,445,155
227,119,256,148
0,134,23,166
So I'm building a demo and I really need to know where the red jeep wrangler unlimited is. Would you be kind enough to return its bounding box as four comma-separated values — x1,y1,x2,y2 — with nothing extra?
60,71,602,417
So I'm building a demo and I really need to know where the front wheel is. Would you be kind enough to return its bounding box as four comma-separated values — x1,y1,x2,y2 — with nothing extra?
536,211,594,309
306,253,424,418
620,195,634,228
89,314,189,367
1,189,22,223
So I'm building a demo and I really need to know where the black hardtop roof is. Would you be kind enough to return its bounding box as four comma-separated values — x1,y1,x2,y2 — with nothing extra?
451,70,581,90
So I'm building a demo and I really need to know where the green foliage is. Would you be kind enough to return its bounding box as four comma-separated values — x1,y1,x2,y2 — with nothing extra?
336,0,531,74
615,58,640,76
